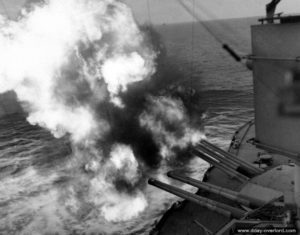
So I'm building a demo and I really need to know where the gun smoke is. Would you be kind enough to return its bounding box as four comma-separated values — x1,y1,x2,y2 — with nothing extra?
0,0,204,226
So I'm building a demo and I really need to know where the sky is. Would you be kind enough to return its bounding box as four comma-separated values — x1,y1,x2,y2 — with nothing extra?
125,0,300,24
0,0,300,24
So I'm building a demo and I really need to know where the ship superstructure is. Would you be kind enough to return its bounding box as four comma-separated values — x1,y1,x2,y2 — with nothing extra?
149,1,300,234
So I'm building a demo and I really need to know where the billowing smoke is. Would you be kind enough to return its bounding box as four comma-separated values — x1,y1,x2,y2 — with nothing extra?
109,144,140,183
0,0,204,223
86,143,147,222
140,96,204,158
0,0,155,143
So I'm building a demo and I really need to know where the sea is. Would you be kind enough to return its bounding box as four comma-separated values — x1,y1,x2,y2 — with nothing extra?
0,17,256,235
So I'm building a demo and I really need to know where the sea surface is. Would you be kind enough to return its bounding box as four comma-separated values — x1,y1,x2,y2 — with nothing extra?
0,18,256,234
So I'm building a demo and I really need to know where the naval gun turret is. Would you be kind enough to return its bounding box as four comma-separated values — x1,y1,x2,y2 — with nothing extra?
149,1,300,234
249,3,300,229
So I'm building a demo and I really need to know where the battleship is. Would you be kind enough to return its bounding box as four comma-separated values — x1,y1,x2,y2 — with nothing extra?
149,1,300,234
0,0,300,234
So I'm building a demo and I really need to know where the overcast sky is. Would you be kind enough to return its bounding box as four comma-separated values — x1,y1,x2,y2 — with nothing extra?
125,0,300,24
1,0,300,24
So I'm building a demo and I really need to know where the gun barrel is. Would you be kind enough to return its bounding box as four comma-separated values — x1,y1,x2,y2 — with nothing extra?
222,43,242,62
201,139,263,174
167,171,255,207
196,144,240,169
148,178,245,219
192,148,249,182
196,143,256,178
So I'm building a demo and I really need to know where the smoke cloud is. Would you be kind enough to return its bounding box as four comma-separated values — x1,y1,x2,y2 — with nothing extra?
0,0,155,143
0,0,204,224
86,143,147,222
140,96,204,158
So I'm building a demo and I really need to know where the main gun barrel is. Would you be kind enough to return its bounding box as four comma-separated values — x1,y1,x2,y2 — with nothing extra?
200,139,263,175
196,144,240,170
167,171,265,208
167,171,251,207
191,148,249,182
148,178,246,219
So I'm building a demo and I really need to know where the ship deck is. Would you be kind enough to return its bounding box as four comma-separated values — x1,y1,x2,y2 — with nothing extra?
150,120,293,235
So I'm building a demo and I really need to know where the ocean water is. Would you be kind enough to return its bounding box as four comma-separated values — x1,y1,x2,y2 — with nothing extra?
0,18,256,234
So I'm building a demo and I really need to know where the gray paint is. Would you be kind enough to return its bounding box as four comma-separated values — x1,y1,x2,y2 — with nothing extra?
252,22,300,215
252,22,300,154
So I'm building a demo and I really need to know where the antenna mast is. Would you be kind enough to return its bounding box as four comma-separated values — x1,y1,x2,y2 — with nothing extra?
266,0,281,23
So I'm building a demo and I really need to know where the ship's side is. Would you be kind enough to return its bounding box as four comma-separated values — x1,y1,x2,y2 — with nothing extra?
149,14,300,235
